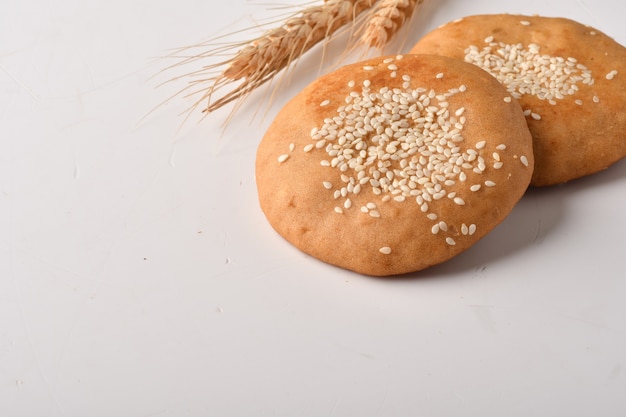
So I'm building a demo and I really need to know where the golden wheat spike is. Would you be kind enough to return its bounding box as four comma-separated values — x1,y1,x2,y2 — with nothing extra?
357,0,424,50
157,0,426,125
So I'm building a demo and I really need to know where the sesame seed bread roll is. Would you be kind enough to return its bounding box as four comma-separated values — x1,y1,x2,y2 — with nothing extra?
256,54,533,276
409,14,626,186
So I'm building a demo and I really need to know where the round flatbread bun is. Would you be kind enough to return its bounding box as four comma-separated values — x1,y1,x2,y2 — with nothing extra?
409,14,626,186
256,54,534,276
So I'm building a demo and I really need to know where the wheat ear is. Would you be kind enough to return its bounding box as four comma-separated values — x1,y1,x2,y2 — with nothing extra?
165,0,376,123
357,0,424,50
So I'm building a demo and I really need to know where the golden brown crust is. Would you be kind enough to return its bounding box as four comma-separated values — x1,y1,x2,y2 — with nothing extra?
256,54,533,276
409,14,626,186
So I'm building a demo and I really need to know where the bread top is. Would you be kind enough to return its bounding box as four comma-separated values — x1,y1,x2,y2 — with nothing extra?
256,54,533,276
410,14,626,186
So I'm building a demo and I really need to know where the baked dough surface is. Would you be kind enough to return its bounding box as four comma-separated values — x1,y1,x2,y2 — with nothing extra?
410,14,626,186
256,54,533,276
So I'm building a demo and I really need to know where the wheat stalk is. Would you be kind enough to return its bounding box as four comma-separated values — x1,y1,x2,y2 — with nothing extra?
156,0,426,125
357,0,424,50
214,0,376,111
159,0,376,124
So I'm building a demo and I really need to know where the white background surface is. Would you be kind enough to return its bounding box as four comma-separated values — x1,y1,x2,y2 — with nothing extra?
1,0,626,416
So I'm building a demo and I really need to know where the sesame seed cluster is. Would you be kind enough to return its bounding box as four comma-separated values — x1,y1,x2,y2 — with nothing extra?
464,36,595,110
281,59,529,252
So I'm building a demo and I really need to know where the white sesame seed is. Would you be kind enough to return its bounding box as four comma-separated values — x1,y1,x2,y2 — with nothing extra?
531,112,541,120
303,144,314,152
344,198,352,209
485,180,496,187
593,96,600,103
323,181,333,189
363,65,375,71
520,155,529,167
379,246,392,255
606,70,618,80
469,224,477,235
334,207,344,214
388,64,398,71
436,72,444,79
461,224,469,235
320,100,330,107
446,237,456,246
503,96,512,103
431,224,440,234
369,210,381,218
470,184,481,192
520,20,531,26
475,141,486,149
277,154,289,163
454,197,465,205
